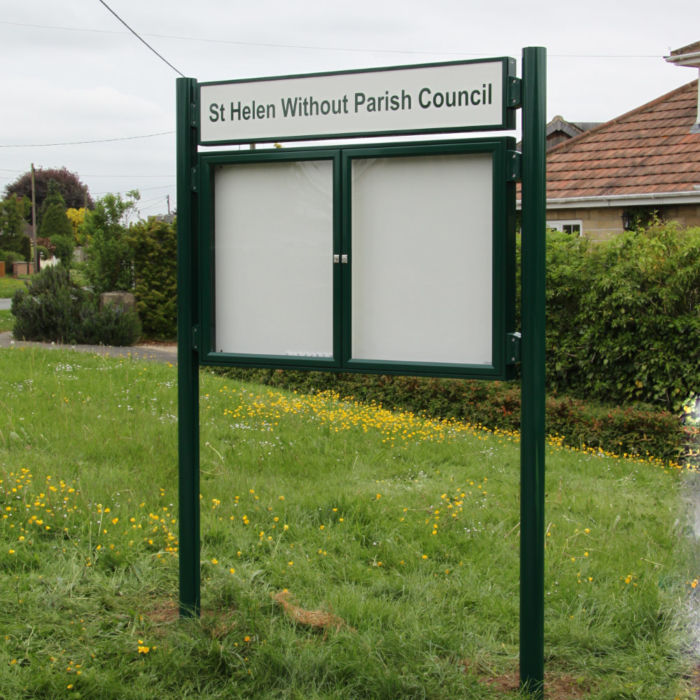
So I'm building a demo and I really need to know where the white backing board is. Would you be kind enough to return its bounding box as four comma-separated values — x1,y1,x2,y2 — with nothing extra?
350,153,493,365
214,160,334,357
200,60,506,143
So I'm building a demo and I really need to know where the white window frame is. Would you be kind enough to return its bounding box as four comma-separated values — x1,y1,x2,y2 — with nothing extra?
547,219,583,236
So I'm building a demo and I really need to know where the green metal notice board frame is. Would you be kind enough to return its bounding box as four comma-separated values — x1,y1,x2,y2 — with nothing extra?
176,46,546,696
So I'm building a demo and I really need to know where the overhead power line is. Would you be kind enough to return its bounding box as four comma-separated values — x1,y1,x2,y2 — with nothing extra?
93,183,175,194
96,0,185,76
0,131,174,148
0,19,662,59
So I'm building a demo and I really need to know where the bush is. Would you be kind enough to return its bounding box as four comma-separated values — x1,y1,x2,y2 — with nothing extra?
126,218,177,340
83,192,139,295
80,303,142,347
218,369,685,463
12,266,86,343
41,204,73,240
538,223,700,411
11,266,141,346
18,235,31,264
3,250,25,274
49,235,75,268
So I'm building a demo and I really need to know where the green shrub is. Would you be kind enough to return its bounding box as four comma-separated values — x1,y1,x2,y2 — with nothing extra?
49,234,75,268
40,203,73,241
540,223,700,410
218,369,684,463
18,234,31,264
126,217,177,340
80,303,142,347
3,250,26,274
82,192,139,295
12,266,86,343
11,266,141,346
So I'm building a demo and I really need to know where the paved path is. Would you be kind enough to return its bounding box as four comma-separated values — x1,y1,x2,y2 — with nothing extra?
0,299,11,311
0,331,177,364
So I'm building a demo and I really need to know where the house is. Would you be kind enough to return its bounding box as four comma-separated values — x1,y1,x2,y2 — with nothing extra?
540,78,700,239
517,115,600,152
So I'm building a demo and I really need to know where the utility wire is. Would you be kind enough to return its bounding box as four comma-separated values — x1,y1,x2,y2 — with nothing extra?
93,183,175,194
139,198,169,212
0,131,174,148
83,173,173,178
0,19,662,59
96,0,185,76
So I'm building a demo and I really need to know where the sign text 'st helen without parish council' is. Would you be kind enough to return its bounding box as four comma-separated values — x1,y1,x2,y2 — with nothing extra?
199,58,513,145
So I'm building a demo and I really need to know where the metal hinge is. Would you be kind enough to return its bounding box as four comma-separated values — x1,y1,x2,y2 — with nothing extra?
192,325,200,352
506,151,522,182
507,77,522,109
506,332,521,364
190,102,198,127
191,166,198,192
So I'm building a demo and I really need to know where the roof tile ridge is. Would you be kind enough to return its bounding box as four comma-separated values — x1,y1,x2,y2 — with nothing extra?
546,79,698,156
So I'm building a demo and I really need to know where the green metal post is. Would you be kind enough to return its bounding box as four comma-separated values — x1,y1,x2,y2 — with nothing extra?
520,47,547,697
177,77,201,618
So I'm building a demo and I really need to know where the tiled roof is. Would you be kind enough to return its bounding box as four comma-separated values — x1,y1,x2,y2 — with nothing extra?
544,80,700,200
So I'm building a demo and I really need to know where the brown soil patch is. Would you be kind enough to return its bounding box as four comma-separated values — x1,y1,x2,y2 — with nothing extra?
463,662,590,698
484,672,588,698
144,599,237,639
272,590,354,633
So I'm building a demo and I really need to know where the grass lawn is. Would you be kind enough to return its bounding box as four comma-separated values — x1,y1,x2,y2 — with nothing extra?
0,347,698,699
0,275,29,298
0,310,13,333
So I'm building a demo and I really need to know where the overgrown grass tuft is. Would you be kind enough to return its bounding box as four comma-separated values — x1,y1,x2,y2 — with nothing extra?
0,347,698,699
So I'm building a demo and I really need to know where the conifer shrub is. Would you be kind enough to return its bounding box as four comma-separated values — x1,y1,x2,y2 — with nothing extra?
18,235,31,264
11,266,86,343
11,266,141,346
79,303,142,347
126,218,177,340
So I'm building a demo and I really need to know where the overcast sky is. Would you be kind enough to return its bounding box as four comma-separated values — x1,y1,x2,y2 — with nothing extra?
0,0,697,218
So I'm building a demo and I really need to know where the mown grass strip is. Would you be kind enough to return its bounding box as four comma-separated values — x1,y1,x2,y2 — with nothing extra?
0,309,13,333
0,275,28,299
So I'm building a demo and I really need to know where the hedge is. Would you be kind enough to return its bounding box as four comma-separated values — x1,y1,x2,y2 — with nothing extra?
127,218,177,341
537,223,700,411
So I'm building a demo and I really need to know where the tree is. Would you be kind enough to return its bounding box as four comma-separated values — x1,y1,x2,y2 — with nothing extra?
66,208,86,244
38,181,74,267
83,190,140,294
0,195,31,255
4,167,93,225
39,182,72,234
49,235,75,269
38,180,66,229
126,217,177,340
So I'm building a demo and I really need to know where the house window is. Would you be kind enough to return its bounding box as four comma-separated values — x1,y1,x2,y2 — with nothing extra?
547,219,582,235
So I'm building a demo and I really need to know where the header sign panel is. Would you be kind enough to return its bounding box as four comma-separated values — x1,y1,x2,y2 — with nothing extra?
199,58,514,145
